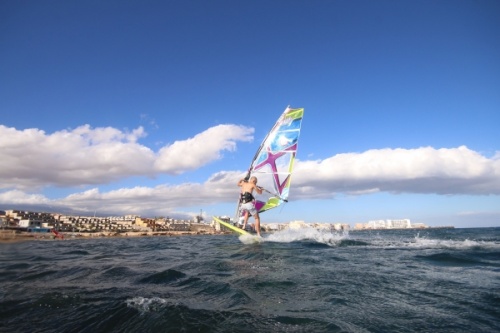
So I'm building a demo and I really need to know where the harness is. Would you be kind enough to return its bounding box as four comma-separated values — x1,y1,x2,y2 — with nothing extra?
240,191,254,204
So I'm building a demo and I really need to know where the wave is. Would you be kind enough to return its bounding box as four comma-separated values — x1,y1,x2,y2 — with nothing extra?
64,250,90,256
411,236,500,250
126,296,170,314
124,296,337,332
415,252,488,267
360,236,500,251
137,269,187,285
255,228,500,251
2,229,499,333
263,228,349,247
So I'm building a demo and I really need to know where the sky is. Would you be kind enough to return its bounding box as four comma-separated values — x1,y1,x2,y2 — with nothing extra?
1,1,499,228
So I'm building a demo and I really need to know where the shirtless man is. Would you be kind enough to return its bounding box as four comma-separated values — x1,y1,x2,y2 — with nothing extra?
237,176,263,236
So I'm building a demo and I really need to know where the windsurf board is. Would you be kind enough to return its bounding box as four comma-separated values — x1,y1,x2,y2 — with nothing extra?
214,216,250,235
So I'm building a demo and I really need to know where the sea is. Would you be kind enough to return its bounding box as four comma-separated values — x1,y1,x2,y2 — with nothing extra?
1,227,499,333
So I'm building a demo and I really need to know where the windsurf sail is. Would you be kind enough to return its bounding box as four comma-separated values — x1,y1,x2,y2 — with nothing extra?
236,106,304,222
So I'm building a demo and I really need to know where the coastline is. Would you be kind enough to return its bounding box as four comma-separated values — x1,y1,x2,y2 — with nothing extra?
0,229,225,244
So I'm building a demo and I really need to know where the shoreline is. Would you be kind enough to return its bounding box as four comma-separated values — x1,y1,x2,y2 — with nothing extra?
0,230,226,244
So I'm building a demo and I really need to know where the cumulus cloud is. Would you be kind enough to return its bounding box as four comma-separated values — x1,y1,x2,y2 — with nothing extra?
154,124,253,174
0,171,242,218
0,124,253,190
0,189,51,205
56,170,239,214
292,146,500,197
1,139,499,218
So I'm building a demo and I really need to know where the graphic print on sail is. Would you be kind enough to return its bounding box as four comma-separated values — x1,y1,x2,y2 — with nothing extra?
236,106,304,226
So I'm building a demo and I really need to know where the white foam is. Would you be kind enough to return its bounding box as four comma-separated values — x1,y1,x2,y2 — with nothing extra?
239,234,264,244
363,233,500,250
410,235,500,249
125,296,170,313
264,227,348,247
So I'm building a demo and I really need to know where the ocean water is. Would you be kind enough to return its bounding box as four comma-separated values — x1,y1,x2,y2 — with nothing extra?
1,227,499,333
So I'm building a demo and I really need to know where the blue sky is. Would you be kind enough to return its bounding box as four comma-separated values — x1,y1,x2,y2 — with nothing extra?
1,1,499,228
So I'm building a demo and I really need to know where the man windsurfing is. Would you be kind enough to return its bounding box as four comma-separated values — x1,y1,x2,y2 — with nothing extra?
237,176,263,237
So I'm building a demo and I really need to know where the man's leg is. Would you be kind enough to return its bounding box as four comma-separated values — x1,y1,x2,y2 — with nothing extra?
241,211,249,229
254,213,261,236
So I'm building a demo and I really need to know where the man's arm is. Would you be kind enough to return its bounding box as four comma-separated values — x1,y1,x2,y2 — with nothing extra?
255,185,263,195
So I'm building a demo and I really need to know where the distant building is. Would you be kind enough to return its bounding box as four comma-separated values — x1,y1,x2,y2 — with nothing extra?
288,220,308,229
367,220,387,229
390,219,411,229
4,210,146,233
353,219,427,230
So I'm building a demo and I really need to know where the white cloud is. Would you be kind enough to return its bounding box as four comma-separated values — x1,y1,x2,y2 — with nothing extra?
1,128,499,219
0,124,253,189
292,146,500,197
0,171,241,218
0,189,50,205
154,124,253,174
58,170,239,214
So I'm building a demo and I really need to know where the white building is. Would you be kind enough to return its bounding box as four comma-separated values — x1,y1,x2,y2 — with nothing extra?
388,219,411,229
367,220,386,229
364,219,412,229
288,220,308,229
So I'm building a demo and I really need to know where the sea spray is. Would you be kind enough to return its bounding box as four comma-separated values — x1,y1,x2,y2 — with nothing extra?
264,226,348,246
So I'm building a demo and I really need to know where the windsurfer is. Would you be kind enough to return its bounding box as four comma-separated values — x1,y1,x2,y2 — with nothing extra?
237,176,263,236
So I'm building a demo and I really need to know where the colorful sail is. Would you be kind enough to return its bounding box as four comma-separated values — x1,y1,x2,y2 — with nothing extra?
237,106,304,221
